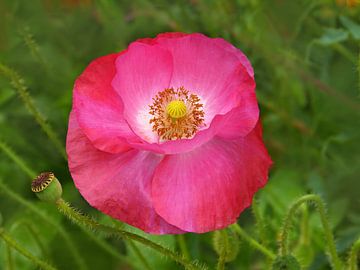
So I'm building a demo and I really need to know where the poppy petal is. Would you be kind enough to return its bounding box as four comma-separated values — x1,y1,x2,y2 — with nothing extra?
152,121,272,233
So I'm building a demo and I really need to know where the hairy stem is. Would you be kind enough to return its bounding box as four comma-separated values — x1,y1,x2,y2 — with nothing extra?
19,27,49,70
0,180,87,270
230,223,276,260
348,238,360,270
0,228,56,270
56,199,206,270
0,63,66,160
216,230,228,270
279,194,343,270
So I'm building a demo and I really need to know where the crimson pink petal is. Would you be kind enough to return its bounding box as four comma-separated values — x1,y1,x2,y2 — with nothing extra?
73,53,138,154
152,121,272,233
66,110,184,234
111,42,173,143
156,33,244,124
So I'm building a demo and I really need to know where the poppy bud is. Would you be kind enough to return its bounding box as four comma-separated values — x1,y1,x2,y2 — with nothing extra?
31,172,62,203
212,229,240,262
272,255,301,270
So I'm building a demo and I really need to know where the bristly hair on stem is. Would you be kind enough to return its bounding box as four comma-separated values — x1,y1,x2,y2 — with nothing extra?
0,180,87,270
348,237,360,270
0,63,67,160
278,194,343,270
56,198,208,270
19,26,49,71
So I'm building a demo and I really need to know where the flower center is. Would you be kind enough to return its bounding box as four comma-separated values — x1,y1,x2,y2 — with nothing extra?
149,87,205,141
166,100,187,119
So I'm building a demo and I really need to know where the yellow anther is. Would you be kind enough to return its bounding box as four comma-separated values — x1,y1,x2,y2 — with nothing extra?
166,100,187,119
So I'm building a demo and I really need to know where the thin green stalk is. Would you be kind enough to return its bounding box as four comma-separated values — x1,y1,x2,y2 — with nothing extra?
0,180,87,270
252,199,268,246
279,194,343,270
299,205,310,247
0,63,67,160
348,238,360,270
6,244,14,270
128,240,153,270
10,219,49,259
216,230,228,270
230,223,276,260
56,199,206,270
0,228,56,270
177,234,191,260
19,27,49,70
0,139,36,178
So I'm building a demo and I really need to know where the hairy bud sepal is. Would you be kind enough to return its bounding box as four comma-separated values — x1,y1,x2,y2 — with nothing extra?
31,172,62,203
272,255,301,270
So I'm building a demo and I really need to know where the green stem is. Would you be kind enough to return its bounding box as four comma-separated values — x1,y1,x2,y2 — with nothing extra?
299,205,310,247
0,228,56,270
279,194,343,270
348,238,360,270
0,139,36,178
10,219,49,259
0,63,67,160
56,199,206,270
129,240,153,270
6,244,14,270
19,27,49,71
216,230,228,270
252,199,268,246
177,234,191,260
230,223,275,260
0,180,87,270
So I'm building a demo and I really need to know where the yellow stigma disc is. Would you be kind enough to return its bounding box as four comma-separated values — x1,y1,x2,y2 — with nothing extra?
166,100,187,119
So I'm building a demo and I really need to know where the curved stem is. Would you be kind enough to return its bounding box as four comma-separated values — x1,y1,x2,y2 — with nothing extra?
279,194,343,270
56,199,206,270
216,230,228,270
0,180,87,270
230,223,275,260
348,238,360,270
0,139,36,178
0,63,66,160
0,228,56,270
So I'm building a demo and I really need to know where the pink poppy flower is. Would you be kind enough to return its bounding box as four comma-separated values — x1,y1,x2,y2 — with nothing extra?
66,32,272,234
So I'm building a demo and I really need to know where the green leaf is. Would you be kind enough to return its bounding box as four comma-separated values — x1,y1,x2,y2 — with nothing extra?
317,28,349,45
340,16,360,40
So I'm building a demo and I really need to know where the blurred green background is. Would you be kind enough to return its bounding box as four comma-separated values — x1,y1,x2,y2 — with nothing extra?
0,0,359,269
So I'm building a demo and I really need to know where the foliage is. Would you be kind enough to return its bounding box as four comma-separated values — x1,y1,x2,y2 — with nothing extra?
0,0,359,269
